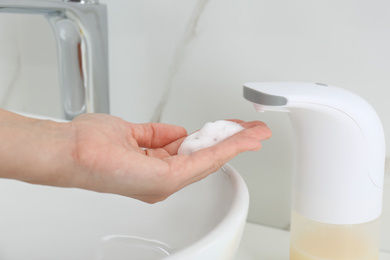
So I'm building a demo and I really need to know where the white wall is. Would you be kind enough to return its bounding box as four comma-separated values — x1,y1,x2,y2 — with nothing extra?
0,0,390,252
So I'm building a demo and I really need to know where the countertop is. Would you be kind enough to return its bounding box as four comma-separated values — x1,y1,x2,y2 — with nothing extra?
236,222,390,260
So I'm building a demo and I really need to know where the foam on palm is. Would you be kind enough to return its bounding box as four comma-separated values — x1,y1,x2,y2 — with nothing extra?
178,120,245,156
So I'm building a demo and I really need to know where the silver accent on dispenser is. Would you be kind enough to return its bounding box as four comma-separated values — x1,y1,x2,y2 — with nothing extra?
0,0,109,120
63,0,99,4
243,85,288,106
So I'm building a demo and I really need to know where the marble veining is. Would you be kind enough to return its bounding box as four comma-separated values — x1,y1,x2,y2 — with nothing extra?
150,0,210,123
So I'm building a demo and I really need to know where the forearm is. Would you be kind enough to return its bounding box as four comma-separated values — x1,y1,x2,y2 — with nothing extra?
0,109,75,186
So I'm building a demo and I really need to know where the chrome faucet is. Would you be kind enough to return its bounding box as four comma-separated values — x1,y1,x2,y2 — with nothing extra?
0,0,109,119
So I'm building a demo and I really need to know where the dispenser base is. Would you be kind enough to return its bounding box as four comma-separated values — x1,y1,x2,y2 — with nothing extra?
235,222,390,260
290,211,381,260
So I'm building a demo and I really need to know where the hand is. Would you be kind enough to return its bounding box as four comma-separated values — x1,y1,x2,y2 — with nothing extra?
0,110,271,203
69,114,271,203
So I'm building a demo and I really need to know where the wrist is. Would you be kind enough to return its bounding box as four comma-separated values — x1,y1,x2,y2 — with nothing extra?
0,110,77,187
29,119,77,187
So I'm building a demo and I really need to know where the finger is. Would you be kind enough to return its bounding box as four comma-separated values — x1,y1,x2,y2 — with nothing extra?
162,120,270,156
160,136,187,155
225,119,267,128
144,148,172,159
170,123,272,186
237,120,268,128
224,119,245,124
130,123,187,148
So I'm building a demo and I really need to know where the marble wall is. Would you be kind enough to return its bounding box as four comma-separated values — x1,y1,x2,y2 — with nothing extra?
1,0,390,252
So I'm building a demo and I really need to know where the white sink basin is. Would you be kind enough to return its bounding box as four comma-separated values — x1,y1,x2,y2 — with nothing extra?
0,163,249,260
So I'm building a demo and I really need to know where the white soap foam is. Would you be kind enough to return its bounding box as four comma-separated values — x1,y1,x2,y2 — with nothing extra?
178,120,245,156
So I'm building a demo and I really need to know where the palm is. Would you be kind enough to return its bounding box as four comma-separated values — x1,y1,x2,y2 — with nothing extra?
70,114,271,203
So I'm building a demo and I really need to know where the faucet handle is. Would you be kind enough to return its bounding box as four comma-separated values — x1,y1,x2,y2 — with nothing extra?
52,19,86,119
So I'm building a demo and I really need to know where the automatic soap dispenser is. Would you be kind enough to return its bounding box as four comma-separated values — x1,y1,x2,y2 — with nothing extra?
243,82,385,260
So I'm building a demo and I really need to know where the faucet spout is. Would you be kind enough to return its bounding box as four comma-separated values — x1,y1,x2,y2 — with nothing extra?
0,0,110,119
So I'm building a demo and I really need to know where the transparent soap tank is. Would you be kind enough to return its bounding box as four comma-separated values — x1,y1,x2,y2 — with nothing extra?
290,211,380,260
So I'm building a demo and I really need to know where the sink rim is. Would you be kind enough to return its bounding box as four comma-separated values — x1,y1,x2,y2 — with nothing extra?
164,163,249,259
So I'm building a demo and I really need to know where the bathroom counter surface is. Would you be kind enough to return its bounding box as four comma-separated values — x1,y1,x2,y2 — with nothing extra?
236,222,390,260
